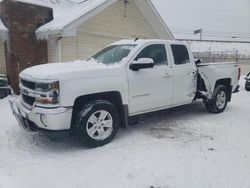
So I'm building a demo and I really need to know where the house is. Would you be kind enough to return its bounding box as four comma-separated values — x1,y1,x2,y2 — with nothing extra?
0,0,174,92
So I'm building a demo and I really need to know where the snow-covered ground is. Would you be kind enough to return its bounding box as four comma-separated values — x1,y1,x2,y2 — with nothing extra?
0,78,250,188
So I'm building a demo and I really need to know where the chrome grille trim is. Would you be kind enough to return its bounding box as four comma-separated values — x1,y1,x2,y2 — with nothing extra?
20,79,35,90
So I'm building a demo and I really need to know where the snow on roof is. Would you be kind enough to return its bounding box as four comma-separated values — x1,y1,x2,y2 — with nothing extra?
112,39,184,46
33,0,112,39
13,0,87,8
12,0,51,8
11,0,111,39
0,18,8,42
13,0,173,40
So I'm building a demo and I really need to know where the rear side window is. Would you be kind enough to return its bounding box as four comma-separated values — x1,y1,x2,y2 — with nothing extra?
135,44,167,65
171,45,190,65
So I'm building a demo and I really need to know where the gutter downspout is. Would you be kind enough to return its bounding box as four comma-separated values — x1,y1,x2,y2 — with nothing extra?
56,37,62,62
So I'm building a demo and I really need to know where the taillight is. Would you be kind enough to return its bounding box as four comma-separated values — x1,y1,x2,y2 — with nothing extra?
238,67,241,80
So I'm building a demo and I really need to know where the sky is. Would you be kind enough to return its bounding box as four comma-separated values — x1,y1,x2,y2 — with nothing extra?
152,0,250,42
4,0,250,54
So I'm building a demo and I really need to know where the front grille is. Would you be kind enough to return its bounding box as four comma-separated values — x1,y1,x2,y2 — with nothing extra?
21,79,36,90
22,94,35,106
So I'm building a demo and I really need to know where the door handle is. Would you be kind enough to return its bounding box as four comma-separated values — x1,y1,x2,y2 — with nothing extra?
162,73,173,78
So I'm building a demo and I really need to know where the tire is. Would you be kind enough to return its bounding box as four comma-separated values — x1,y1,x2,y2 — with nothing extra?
205,85,229,114
245,83,250,91
72,100,120,148
0,88,8,99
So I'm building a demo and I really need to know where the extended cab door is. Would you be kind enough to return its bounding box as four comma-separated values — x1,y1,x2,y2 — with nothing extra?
170,44,197,105
127,43,173,115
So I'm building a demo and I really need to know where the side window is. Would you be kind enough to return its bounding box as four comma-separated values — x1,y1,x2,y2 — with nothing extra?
135,44,167,65
171,45,190,65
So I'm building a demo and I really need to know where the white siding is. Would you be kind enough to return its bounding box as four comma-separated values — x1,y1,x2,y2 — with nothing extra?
133,0,174,39
47,40,58,63
61,37,78,62
0,42,6,74
60,0,159,61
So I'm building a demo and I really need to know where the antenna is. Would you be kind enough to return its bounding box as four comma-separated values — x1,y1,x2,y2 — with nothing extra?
134,37,139,42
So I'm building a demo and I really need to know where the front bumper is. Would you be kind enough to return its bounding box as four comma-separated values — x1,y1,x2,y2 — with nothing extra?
9,96,72,141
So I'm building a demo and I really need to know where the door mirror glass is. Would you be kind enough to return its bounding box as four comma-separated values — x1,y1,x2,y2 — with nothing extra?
129,58,154,71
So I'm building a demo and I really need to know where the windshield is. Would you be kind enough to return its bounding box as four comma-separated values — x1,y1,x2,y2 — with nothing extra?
88,45,136,65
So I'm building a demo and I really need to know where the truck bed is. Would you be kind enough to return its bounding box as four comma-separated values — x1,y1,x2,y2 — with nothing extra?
197,62,240,99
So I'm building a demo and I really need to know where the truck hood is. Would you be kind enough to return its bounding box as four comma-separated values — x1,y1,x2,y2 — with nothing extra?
20,60,123,81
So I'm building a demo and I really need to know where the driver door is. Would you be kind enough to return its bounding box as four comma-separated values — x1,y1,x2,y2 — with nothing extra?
127,43,174,115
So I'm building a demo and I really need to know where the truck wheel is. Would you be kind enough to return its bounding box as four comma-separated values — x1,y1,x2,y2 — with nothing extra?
205,85,228,114
72,100,120,148
245,83,250,91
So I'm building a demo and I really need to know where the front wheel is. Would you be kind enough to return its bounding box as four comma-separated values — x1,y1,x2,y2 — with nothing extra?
72,100,120,148
205,85,228,114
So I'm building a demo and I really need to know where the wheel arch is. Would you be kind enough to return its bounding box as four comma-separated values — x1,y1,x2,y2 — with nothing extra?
71,91,128,129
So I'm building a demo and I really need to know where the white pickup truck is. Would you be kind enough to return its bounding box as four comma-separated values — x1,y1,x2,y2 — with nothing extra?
10,39,240,147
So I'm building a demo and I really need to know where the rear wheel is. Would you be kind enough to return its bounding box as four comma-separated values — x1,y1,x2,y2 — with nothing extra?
205,85,228,114
72,100,120,148
245,82,250,91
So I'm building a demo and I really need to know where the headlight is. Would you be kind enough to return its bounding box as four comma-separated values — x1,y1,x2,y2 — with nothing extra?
35,81,60,105
36,83,50,91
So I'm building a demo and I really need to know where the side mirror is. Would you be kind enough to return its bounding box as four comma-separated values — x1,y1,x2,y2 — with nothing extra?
195,59,202,65
129,58,154,71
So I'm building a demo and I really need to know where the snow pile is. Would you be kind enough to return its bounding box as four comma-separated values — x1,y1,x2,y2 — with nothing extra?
0,78,250,188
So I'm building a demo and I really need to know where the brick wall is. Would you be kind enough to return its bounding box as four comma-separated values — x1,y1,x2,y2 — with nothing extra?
0,0,53,93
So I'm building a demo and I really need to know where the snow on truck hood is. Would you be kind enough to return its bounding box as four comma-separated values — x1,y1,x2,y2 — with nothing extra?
20,60,122,80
